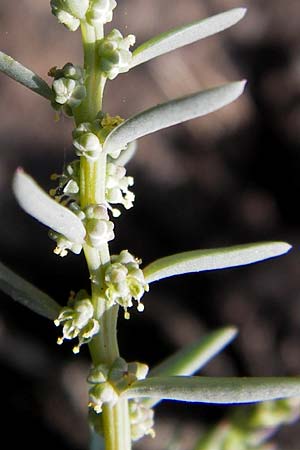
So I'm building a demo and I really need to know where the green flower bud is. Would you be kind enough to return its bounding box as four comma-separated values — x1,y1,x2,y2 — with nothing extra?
86,0,117,27
62,62,84,79
88,364,110,384
51,0,89,30
68,84,87,108
98,29,136,80
55,9,80,31
53,78,76,104
50,63,86,114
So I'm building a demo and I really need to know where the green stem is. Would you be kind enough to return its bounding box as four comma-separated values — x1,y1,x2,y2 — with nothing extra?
77,20,132,450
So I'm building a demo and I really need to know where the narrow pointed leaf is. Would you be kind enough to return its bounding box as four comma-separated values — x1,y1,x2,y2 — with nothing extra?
131,8,247,68
150,327,237,377
126,376,300,404
143,242,291,284
144,327,237,408
0,51,53,100
104,81,246,155
0,261,60,320
13,169,86,244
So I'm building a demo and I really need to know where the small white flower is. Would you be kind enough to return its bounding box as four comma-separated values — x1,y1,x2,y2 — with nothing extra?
105,162,135,214
49,231,83,257
103,251,149,318
54,294,99,353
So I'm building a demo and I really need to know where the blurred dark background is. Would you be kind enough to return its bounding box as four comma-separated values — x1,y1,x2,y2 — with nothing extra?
1,1,300,449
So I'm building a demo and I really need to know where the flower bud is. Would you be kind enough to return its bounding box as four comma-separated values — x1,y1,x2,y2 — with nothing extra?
86,0,117,27
51,0,89,30
50,63,86,114
73,132,102,161
86,218,115,248
98,29,136,80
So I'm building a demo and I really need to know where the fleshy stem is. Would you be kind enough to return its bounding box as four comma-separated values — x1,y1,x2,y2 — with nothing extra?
74,20,131,450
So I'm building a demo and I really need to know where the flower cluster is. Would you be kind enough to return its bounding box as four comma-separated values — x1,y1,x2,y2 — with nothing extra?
54,290,100,353
51,0,116,31
72,113,124,160
49,63,86,116
103,250,149,319
98,29,136,80
106,163,134,217
129,400,155,441
88,357,149,414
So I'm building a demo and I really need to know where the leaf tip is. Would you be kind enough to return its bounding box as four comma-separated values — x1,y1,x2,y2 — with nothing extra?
12,167,25,196
225,325,239,340
274,241,292,255
235,79,247,95
235,7,248,20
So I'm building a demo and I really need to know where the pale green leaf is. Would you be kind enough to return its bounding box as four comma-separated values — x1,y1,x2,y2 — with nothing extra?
150,327,237,377
126,376,300,404
144,327,237,408
0,51,53,100
131,8,247,68
0,261,60,320
104,81,246,155
13,169,86,244
143,242,291,283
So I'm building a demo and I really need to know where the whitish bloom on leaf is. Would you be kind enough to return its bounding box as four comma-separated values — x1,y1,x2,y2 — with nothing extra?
98,29,136,80
129,400,155,441
51,0,89,31
85,204,115,248
73,122,102,161
88,357,149,414
50,63,86,115
86,0,117,27
103,250,149,318
54,291,99,353
106,162,134,216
